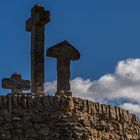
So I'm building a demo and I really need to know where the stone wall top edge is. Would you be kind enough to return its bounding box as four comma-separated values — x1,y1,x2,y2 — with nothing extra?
0,94,139,122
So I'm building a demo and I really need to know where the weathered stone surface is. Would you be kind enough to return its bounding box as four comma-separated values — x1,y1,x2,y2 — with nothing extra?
0,94,139,140
46,40,80,96
26,4,50,95
2,73,30,93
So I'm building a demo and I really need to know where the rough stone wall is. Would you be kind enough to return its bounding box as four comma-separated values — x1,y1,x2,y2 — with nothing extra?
0,94,139,140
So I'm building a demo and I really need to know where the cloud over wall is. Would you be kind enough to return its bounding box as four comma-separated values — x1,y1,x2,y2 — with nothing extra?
45,58,140,117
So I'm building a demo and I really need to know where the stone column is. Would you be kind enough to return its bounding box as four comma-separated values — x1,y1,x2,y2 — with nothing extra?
57,57,70,92
26,4,50,95
46,40,80,96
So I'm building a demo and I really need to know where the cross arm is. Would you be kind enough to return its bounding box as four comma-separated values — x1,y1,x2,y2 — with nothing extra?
2,78,30,90
26,17,33,32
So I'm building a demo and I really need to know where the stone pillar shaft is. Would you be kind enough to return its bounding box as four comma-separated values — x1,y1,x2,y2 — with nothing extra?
31,25,45,94
57,57,70,92
26,4,50,95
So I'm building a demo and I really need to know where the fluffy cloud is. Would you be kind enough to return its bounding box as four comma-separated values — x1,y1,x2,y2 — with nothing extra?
120,103,140,116
45,58,140,117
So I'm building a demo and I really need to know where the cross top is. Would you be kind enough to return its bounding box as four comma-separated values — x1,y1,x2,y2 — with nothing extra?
11,73,22,81
26,3,50,31
2,73,30,94
47,40,80,60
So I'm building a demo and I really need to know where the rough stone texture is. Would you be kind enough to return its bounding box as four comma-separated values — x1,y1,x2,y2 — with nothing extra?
0,94,139,140
46,41,80,95
26,4,50,95
2,73,30,93
57,57,71,93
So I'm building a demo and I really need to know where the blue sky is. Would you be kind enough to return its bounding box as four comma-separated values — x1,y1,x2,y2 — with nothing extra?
1,0,140,116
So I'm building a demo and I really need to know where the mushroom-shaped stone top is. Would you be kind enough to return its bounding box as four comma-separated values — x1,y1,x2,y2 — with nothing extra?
46,41,80,61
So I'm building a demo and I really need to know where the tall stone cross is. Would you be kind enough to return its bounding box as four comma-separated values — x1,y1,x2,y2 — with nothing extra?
2,73,30,94
26,4,50,95
46,41,80,96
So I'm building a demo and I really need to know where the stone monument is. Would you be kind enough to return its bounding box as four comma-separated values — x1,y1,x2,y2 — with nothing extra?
2,73,30,94
2,73,30,112
0,4,140,140
26,4,50,95
46,40,80,96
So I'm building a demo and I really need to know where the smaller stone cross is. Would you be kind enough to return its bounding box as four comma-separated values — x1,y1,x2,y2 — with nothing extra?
2,73,30,94
46,40,80,96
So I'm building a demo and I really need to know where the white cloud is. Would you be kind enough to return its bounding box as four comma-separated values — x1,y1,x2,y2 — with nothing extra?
116,59,140,81
45,58,140,117
120,103,140,116
45,81,56,96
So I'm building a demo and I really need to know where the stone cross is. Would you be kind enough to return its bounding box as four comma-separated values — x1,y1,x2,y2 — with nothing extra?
26,4,50,95
46,40,80,96
2,73,30,94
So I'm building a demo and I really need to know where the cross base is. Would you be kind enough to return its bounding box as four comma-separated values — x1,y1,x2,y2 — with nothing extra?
55,91,72,96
